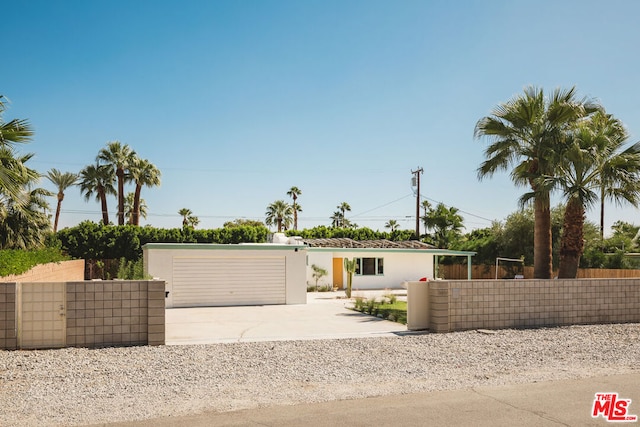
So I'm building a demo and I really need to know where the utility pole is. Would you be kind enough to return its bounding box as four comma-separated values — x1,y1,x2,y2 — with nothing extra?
411,167,423,239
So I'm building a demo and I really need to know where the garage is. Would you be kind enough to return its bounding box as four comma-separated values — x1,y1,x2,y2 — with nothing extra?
143,243,307,308
171,256,286,307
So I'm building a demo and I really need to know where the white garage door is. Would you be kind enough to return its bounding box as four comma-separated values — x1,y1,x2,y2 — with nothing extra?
172,256,286,307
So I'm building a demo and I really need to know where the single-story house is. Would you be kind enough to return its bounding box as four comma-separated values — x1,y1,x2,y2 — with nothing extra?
142,236,475,308
303,238,475,290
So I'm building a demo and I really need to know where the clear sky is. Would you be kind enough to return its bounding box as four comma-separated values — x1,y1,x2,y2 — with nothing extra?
4,0,640,234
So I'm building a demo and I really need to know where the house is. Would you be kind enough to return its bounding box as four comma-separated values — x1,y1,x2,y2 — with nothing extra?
304,238,475,290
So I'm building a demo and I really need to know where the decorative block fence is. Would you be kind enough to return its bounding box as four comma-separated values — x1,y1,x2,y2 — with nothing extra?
0,280,165,350
413,278,640,333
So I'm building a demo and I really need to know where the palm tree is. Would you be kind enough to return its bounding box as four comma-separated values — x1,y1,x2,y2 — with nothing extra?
592,113,640,240
335,202,351,228
129,157,160,225
265,200,293,232
330,210,342,228
125,192,148,224
385,219,400,232
549,111,640,277
79,163,116,225
0,151,51,249
286,186,302,230
97,141,137,225
45,168,78,232
0,185,51,249
475,86,599,278
178,208,193,228
0,95,35,203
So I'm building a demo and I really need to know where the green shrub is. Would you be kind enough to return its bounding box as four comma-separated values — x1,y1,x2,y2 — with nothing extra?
116,258,151,280
0,248,70,277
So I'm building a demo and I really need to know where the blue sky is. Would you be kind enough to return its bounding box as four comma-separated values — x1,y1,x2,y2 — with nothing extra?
4,0,640,234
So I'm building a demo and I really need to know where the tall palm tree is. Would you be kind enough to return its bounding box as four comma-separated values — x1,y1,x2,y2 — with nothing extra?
45,168,78,232
286,186,302,230
265,200,293,232
129,157,161,225
337,202,351,228
79,163,116,225
97,141,137,225
475,86,599,278
549,111,640,277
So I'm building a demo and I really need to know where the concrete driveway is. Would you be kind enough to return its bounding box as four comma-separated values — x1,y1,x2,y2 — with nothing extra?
165,290,409,344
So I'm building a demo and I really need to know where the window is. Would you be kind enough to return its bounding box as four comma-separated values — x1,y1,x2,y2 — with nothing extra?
355,257,384,276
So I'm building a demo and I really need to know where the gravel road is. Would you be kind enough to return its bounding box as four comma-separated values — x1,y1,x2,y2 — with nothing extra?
1,323,638,426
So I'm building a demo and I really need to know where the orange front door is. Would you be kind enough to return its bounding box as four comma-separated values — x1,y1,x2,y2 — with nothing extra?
332,258,344,289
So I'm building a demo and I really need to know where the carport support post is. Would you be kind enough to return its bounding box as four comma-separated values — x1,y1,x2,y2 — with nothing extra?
467,255,472,280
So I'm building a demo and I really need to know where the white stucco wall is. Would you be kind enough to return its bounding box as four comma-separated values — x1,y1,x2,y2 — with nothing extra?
143,243,307,307
306,251,334,289
307,249,435,290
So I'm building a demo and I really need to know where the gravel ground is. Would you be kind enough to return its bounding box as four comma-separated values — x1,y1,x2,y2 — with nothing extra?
1,323,639,427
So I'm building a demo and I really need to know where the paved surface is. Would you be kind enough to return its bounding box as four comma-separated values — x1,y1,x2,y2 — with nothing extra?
130,292,638,426
166,290,409,344
106,373,640,426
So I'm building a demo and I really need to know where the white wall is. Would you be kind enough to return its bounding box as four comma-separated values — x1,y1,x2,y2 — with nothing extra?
306,252,334,288
307,250,434,290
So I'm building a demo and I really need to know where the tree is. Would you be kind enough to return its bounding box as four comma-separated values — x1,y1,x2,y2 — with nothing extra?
45,168,78,232
125,192,147,224
385,219,400,232
287,186,302,230
550,111,640,277
128,157,161,225
421,201,464,248
0,95,35,204
338,202,351,227
79,163,116,225
0,152,51,249
591,113,640,240
97,141,137,225
178,208,199,229
265,200,293,232
311,264,328,291
475,86,599,278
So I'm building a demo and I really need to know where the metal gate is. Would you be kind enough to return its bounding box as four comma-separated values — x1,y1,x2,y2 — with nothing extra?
18,282,66,349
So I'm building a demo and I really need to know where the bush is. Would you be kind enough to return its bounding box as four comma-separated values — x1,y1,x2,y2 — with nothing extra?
0,248,70,277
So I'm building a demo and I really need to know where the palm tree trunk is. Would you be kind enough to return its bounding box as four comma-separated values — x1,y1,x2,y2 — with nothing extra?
533,196,553,279
99,188,109,225
117,169,125,225
133,184,142,226
54,192,63,233
558,198,585,278
599,188,605,241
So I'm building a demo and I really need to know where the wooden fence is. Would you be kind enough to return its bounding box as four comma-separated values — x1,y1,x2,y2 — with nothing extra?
440,264,640,280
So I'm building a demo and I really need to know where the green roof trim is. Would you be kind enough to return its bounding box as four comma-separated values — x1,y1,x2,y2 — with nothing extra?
142,243,307,251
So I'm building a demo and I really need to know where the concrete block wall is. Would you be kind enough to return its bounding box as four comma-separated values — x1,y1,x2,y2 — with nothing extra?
0,283,17,349
0,280,165,350
428,278,640,332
